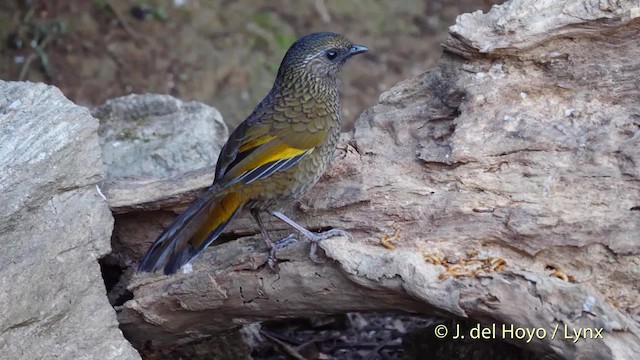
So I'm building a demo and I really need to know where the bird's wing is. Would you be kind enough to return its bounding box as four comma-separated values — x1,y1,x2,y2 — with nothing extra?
219,138,314,186
214,106,326,187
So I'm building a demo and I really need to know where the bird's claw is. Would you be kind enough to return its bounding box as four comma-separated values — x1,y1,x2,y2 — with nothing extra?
309,242,326,264
266,229,351,270
303,228,351,264
307,228,352,242
267,234,298,271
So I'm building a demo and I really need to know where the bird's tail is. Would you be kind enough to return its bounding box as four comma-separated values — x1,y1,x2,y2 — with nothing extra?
137,188,244,275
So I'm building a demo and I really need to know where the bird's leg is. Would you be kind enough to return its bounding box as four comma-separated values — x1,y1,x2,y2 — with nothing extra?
251,209,297,270
270,210,351,264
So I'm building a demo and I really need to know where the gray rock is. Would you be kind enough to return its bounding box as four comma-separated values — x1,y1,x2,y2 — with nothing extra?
0,81,140,360
94,93,228,179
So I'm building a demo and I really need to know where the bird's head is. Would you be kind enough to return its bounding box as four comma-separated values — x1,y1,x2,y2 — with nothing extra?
277,32,367,83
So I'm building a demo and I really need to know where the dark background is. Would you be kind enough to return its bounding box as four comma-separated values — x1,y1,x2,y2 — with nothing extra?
0,0,500,131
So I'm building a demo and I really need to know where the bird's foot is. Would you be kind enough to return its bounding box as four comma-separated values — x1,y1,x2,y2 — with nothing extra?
301,228,352,264
266,234,298,271
269,211,352,264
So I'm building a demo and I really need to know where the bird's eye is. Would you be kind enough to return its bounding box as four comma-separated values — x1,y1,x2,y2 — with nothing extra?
325,49,338,60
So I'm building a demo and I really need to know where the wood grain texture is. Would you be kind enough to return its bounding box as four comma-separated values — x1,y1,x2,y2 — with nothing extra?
111,1,640,358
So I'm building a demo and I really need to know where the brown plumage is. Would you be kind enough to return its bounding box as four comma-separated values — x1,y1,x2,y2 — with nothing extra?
137,32,367,274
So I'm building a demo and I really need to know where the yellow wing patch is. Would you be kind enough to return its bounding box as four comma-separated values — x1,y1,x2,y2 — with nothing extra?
238,134,276,152
222,139,312,184
239,144,309,171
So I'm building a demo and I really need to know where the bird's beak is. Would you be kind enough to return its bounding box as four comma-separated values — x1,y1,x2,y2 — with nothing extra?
348,45,368,57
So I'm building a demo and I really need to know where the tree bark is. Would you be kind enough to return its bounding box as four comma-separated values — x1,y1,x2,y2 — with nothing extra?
109,0,640,358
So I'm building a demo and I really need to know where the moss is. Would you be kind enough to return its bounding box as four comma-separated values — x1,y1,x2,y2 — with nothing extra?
116,127,141,141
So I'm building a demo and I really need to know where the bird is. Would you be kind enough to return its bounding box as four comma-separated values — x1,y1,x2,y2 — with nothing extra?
137,32,368,275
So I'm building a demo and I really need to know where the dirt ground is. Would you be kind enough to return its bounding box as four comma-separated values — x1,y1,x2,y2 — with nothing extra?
0,0,499,131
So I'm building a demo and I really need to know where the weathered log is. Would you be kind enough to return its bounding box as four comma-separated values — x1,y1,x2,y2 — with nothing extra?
111,0,640,358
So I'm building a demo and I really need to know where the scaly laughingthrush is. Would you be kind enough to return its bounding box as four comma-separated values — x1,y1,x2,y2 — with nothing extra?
137,32,367,274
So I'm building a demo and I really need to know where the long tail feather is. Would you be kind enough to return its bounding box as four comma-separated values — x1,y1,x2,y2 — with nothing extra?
137,189,244,275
